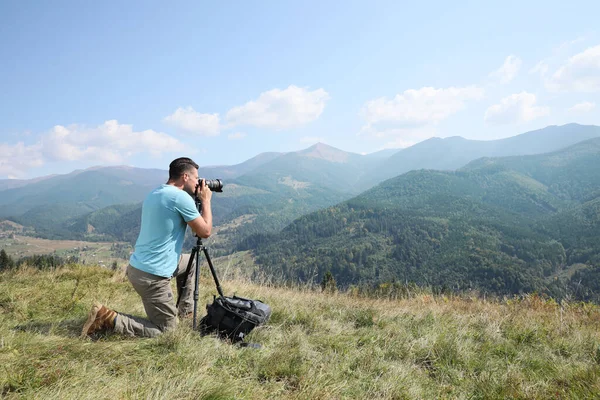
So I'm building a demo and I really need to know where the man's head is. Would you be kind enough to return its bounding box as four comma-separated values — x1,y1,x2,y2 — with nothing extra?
168,157,199,196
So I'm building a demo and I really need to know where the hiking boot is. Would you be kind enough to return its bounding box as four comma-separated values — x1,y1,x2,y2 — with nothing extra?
81,302,117,338
178,311,194,319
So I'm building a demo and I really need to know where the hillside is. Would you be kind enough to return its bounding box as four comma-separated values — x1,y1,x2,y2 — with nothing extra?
0,144,369,245
368,123,600,185
0,151,282,226
234,143,380,195
462,137,600,202
3,124,599,247
2,144,377,248
0,166,167,220
243,138,600,299
1,264,599,399
197,151,283,179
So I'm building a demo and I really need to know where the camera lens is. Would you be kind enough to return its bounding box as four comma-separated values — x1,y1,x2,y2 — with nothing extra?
199,178,223,192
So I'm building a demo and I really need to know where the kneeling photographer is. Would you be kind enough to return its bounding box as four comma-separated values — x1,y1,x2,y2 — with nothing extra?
82,157,218,338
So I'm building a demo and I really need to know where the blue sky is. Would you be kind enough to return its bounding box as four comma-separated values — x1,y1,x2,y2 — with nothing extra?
1,0,600,179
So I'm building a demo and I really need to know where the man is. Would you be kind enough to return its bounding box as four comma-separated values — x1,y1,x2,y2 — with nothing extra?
81,157,213,338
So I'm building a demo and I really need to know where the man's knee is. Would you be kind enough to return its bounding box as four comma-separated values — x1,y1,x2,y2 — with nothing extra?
159,316,179,332
142,290,178,331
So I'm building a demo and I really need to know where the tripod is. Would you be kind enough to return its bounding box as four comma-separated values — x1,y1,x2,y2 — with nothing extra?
176,200,224,330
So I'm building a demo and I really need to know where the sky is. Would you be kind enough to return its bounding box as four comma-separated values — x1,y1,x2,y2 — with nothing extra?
1,0,600,179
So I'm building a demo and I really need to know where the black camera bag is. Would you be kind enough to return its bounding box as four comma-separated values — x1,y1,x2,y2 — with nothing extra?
200,295,271,342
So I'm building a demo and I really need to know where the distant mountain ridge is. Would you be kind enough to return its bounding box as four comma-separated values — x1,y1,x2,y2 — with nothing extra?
297,142,358,163
0,166,167,218
368,123,600,184
2,123,600,252
233,142,379,196
198,151,283,179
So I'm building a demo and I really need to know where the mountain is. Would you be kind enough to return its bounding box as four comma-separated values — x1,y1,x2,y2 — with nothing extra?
192,143,383,251
0,151,283,219
234,143,382,195
5,144,383,246
4,124,595,224
296,142,358,162
362,148,401,160
462,137,600,202
243,138,600,300
0,166,167,219
5,124,600,265
0,151,281,232
197,151,283,179
367,123,600,185
65,203,143,243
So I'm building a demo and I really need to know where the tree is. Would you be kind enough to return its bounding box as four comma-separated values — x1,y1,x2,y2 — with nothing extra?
0,249,15,270
321,271,337,294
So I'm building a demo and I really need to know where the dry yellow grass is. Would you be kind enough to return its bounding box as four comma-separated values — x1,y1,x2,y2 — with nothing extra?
1,264,600,399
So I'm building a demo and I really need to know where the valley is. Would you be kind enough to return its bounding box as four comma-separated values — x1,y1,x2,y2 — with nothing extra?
0,234,132,268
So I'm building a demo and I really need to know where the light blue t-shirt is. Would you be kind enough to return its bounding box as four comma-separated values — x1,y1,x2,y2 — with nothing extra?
129,184,200,278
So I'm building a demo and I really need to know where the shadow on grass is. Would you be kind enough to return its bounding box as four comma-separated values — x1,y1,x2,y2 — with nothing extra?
13,318,85,338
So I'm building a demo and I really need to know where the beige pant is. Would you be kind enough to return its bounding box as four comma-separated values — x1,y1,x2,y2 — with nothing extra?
113,254,196,338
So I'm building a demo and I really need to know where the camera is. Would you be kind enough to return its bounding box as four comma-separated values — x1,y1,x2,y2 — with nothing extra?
198,178,223,192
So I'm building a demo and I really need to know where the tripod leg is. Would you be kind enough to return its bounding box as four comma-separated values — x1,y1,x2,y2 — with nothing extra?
192,245,202,331
202,246,225,298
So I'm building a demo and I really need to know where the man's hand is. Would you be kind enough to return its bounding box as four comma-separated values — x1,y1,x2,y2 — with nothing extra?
198,179,213,204
188,179,213,238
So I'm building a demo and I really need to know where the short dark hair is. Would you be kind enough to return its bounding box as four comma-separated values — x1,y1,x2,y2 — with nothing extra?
169,157,199,181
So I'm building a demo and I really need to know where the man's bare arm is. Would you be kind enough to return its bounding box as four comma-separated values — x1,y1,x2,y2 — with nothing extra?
187,202,212,238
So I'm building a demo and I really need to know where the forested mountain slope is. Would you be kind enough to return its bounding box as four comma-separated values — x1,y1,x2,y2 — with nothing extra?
243,138,600,300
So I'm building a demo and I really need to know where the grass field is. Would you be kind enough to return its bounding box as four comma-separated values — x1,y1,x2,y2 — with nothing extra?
1,264,600,399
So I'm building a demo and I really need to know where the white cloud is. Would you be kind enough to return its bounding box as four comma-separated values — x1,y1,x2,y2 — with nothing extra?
490,55,522,84
225,85,329,129
360,86,484,129
529,61,549,77
530,37,588,83
1,120,187,178
484,92,549,125
554,36,587,55
40,120,187,162
569,101,596,113
164,107,220,136
227,132,247,140
546,45,600,92
0,142,44,179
